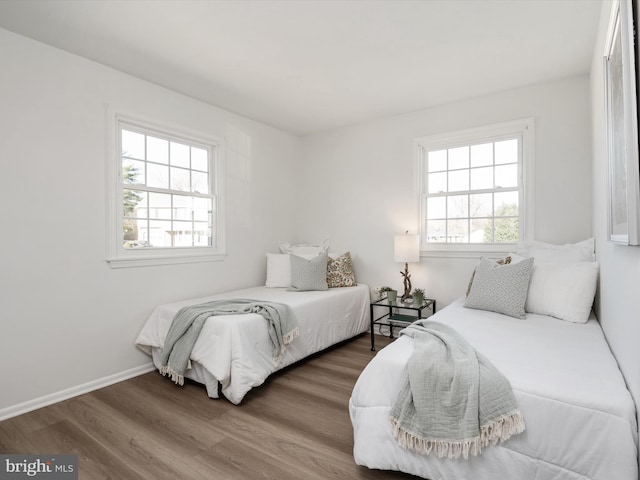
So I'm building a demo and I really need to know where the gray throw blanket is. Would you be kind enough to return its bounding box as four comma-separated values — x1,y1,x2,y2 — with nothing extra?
159,299,299,386
389,320,525,459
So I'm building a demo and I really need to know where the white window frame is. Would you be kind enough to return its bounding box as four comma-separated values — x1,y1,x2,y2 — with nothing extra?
415,118,535,258
106,111,226,268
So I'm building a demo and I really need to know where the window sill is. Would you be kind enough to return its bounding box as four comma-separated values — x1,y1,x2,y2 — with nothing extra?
107,251,226,268
420,244,517,259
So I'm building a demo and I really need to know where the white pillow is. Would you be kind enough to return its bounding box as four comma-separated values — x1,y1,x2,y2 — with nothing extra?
525,262,599,323
517,238,595,263
265,253,291,288
279,238,329,256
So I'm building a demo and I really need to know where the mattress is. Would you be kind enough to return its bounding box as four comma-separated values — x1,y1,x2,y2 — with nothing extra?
136,284,370,404
349,298,638,480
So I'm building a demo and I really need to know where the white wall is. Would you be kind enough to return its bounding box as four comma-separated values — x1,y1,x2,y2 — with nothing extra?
0,29,301,418
299,76,593,307
590,0,640,440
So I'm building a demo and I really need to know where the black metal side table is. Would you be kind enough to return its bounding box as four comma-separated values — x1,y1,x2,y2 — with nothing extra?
370,297,436,351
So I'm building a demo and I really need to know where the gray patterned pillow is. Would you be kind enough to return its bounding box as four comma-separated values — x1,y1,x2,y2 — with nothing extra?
287,252,329,291
464,257,534,319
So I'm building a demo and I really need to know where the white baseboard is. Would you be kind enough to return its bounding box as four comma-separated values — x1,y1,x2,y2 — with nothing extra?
0,363,156,422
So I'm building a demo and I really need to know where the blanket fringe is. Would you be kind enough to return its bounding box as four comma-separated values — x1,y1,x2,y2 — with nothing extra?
283,327,300,346
159,365,185,386
272,327,301,367
389,410,525,460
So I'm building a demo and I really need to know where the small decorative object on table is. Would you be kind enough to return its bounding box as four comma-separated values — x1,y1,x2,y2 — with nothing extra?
377,286,397,304
412,288,425,305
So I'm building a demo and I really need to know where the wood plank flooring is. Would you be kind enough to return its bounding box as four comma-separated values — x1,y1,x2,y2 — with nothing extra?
0,334,419,479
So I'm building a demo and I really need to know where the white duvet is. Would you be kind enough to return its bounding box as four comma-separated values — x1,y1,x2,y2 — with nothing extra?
350,298,638,480
136,284,370,404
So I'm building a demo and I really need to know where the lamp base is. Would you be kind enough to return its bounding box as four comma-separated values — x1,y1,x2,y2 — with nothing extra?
400,262,412,303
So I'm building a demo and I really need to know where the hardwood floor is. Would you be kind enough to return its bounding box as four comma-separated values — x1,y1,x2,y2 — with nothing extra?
0,334,419,479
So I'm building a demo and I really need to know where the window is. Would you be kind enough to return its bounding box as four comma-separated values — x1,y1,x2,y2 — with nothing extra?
107,114,225,267
416,118,534,257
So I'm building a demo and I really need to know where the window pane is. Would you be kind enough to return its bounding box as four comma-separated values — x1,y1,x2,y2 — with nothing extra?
447,194,468,218
495,138,518,164
493,217,519,243
122,159,145,185
429,172,447,193
170,141,190,168
495,164,518,188
448,169,469,192
427,196,446,219
123,189,146,218
193,221,211,246
124,220,150,248
170,166,190,192
192,147,208,172
495,191,519,215
173,195,192,221
147,136,169,164
448,146,469,170
470,166,493,190
469,193,492,217
123,189,146,246
148,220,172,247
122,130,145,159
147,163,169,189
148,192,171,220
192,171,209,194
193,197,212,222
428,150,447,172
470,143,493,167
426,219,446,242
172,221,194,247
447,219,469,242
470,218,492,243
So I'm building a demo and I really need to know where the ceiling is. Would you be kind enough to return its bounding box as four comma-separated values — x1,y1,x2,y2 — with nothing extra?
0,0,603,136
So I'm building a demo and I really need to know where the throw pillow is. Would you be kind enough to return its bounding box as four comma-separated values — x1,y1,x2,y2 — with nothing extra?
288,252,329,292
464,257,534,319
327,251,357,288
465,255,512,297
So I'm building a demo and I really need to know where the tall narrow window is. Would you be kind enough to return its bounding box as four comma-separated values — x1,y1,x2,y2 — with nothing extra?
416,118,534,256
108,115,225,267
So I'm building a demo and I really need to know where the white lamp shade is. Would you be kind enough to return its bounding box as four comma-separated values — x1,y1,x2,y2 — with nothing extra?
394,234,420,263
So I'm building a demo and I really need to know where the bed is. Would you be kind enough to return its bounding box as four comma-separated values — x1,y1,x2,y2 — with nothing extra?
136,244,369,404
136,284,369,404
350,239,639,480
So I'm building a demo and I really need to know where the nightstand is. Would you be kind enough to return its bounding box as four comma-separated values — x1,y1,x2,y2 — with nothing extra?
370,297,436,351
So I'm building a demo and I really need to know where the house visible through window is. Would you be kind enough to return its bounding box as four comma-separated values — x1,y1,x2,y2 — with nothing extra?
108,114,225,267
416,118,534,255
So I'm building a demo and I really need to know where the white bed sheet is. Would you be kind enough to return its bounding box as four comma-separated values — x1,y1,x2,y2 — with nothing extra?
136,284,370,404
349,298,638,480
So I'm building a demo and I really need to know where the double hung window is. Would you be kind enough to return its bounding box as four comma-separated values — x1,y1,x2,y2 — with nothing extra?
108,115,225,267
416,118,534,256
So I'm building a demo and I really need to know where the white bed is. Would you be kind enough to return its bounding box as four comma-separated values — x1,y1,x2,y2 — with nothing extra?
349,298,638,480
136,284,370,404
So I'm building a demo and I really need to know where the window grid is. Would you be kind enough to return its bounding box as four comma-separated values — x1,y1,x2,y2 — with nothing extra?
120,123,216,250
422,136,521,245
